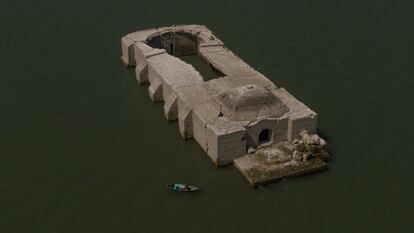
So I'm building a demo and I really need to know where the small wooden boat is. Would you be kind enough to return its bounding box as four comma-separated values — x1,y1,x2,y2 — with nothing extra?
166,183,200,192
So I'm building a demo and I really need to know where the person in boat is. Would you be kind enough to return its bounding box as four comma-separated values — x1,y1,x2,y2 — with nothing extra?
173,184,181,191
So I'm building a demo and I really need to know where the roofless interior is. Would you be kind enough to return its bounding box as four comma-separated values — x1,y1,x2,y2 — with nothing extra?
146,31,224,81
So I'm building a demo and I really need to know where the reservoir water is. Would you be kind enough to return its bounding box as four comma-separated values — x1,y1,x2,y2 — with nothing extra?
1,0,413,232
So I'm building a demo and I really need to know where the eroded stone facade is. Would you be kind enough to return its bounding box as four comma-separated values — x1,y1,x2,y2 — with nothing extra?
121,25,328,185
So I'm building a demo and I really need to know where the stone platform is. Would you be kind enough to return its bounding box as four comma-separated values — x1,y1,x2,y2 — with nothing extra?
234,133,330,186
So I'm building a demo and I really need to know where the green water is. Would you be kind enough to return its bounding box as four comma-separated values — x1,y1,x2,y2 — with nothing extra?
179,55,222,80
1,0,413,232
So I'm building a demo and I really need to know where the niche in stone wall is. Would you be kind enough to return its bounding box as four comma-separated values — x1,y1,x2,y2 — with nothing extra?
258,129,272,144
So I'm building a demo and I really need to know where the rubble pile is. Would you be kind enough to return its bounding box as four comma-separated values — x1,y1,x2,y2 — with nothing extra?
292,130,330,162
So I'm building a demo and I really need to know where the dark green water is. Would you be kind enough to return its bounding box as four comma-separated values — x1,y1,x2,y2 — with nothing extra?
179,55,221,80
1,1,413,232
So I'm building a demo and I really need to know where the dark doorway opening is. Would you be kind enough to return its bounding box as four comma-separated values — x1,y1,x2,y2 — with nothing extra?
169,43,174,55
258,129,271,144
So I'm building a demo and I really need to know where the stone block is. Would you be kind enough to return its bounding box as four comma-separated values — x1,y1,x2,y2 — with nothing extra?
288,115,318,142
164,94,178,121
206,118,246,166
148,78,163,102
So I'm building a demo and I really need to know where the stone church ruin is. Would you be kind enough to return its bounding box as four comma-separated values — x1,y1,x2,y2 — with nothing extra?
121,25,329,186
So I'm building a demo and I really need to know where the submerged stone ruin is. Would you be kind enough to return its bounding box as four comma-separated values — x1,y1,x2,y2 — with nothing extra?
121,25,329,186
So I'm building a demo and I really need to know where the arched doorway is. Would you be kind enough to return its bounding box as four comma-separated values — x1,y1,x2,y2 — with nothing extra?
258,129,271,144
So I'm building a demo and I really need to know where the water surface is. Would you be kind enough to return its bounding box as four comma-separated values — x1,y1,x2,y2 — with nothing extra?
1,0,413,232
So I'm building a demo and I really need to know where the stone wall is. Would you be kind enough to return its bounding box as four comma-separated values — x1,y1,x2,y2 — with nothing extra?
121,25,322,170
245,119,277,149
206,118,247,166
288,115,318,142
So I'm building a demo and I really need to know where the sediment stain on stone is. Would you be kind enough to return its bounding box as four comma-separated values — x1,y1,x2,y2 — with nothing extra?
121,25,329,186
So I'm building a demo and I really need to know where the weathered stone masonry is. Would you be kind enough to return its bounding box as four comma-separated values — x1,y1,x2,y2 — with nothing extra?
121,25,329,186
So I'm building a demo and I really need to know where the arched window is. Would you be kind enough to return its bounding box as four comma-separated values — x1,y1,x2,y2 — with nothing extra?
258,129,271,144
